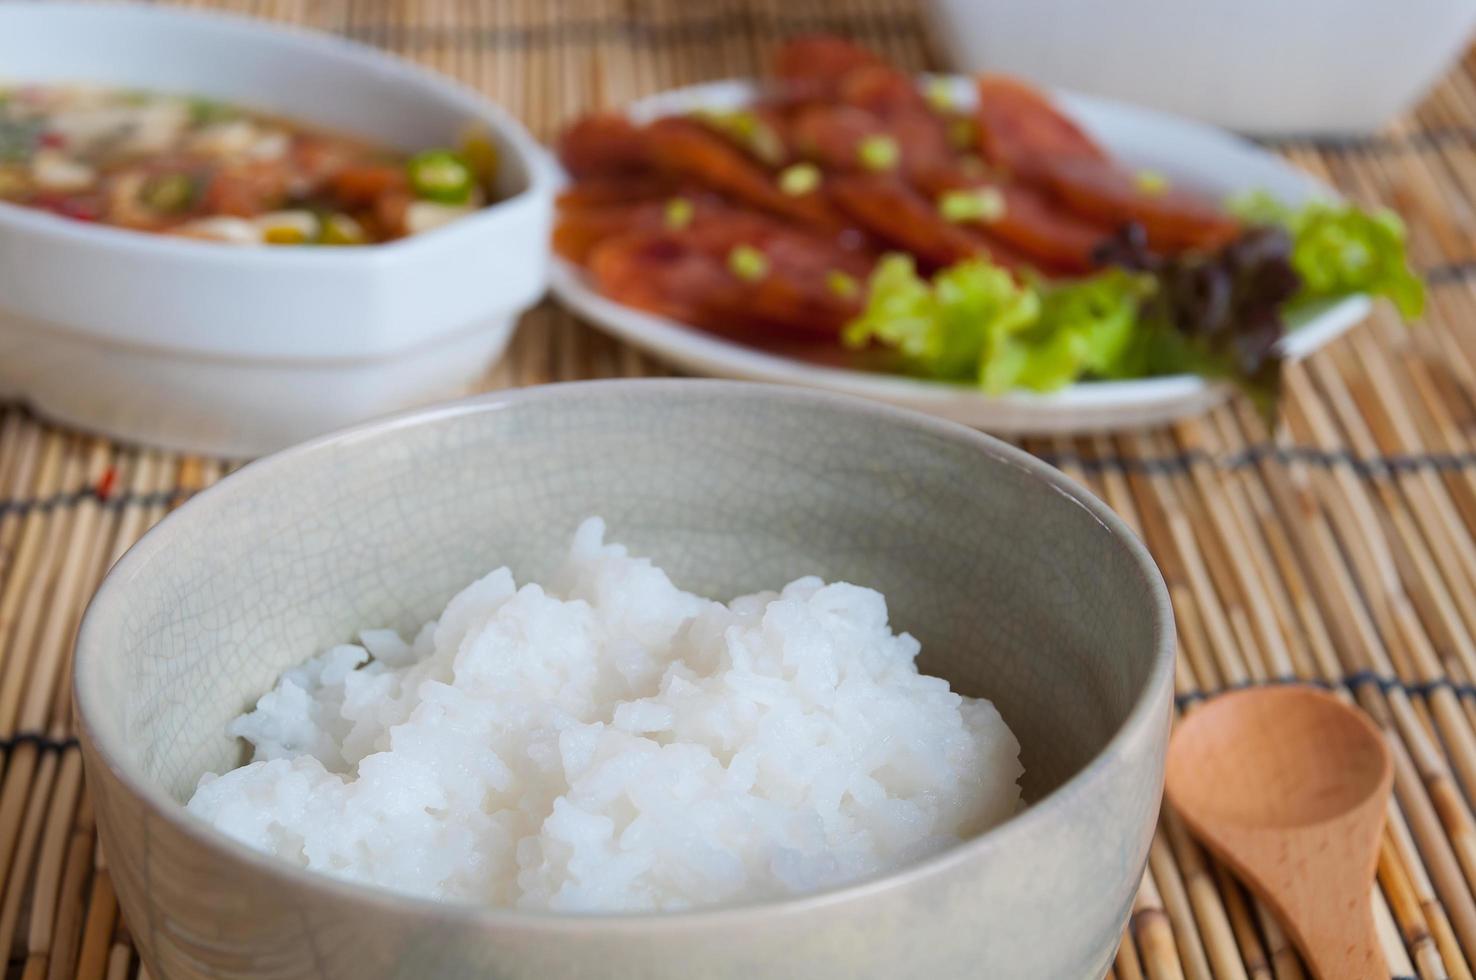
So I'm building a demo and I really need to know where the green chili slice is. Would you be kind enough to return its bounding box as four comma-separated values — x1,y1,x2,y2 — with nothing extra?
141,173,197,213
319,213,368,246
408,149,475,205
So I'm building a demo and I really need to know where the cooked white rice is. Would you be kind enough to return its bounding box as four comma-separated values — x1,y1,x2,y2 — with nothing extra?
187,518,1023,912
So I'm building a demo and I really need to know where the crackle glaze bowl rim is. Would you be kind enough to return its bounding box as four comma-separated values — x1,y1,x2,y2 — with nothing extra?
74,378,1176,930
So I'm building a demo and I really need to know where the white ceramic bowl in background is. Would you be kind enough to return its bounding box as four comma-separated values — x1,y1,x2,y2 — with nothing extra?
924,0,1476,135
0,3,557,457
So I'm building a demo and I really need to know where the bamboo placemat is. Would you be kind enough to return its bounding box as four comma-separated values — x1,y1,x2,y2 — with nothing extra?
8,1,1476,977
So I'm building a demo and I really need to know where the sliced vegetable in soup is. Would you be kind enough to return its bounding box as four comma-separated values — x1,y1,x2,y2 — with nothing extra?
0,84,502,244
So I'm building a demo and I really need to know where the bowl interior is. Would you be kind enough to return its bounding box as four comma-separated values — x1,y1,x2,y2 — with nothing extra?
0,4,532,200
80,382,1164,815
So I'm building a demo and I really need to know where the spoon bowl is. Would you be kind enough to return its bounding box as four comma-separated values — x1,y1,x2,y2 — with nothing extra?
1169,685,1389,828
1166,685,1393,980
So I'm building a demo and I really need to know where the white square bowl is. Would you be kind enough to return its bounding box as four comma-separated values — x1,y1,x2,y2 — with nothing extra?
0,3,557,457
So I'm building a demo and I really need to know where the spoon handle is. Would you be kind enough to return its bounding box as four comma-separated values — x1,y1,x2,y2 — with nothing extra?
1298,902,1384,980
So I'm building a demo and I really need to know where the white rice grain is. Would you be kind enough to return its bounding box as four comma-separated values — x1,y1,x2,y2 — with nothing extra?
187,518,1024,912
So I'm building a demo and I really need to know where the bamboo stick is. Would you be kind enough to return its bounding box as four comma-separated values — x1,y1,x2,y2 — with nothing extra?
0,442,90,736
43,791,92,980
108,906,133,980
1379,831,1451,978
1208,864,1272,980
0,416,43,586
0,745,57,960
1247,899,1306,980
1116,934,1147,980
20,953,44,980
1192,413,1315,680
105,944,131,980
0,436,67,717
1147,833,1215,980
72,868,116,980
1175,418,1295,679
25,747,82,958
1383,764,1476,977
15,441,112,734
1161,808,1247,980
1131,868,1187,980
1218,407,1341,682
1378,882,1420,977
1121,433,1245,686
0,742,40,925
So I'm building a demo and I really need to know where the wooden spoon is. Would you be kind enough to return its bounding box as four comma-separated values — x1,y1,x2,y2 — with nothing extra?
1164,685,1393,980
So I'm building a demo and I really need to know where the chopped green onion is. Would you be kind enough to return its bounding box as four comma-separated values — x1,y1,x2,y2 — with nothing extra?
408,149,475,205
0,118,42,163
947,118,976,150
319,213,367,246
188,98,236,126
1134,170,1169,195
925,79,954,112
141,173,197,213
728,244,769,282
858,134,899,172
664,197,694,230
939,187,1006,224
778,163,821,196
826,269,859,299
693,109,785,166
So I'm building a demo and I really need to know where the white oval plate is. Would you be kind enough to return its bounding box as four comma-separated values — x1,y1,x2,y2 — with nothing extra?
549,77,1372,433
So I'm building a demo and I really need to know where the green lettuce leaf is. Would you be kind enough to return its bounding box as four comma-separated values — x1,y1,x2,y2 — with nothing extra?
844,254,1149,393
847,190,1423,415
1228,191,1425,319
